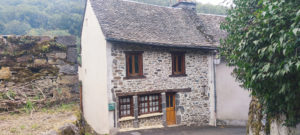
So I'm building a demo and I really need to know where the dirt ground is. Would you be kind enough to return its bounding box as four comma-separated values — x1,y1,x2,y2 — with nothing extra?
0,103,79,135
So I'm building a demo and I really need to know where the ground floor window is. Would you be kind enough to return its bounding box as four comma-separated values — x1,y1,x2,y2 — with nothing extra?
139,94,161,114
119,96,133,117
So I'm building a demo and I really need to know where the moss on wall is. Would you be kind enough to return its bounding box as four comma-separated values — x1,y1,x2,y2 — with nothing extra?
0,35,79,112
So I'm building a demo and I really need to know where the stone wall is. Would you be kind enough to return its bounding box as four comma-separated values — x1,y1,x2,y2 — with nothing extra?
138,115,163,127
247,97,299,135
110,42,211,127
0,36,79,112
119,120,135,129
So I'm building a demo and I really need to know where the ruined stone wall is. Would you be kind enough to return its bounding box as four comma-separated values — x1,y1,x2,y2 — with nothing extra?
0,36,79,112
110,42,211,126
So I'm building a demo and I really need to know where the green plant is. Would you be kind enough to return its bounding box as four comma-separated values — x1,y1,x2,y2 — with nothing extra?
41,45,50,52
221,0,300,127
5,89,16,100
20,125,25,130
24,100,34,113
85,132,92,135
56,87,62,94
31,123,39,130
10,128,18,133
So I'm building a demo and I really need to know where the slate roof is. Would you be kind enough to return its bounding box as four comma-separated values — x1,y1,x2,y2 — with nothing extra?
89,0,226,49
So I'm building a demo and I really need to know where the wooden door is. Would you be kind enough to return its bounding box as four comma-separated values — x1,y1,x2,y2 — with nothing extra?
166,93,176,125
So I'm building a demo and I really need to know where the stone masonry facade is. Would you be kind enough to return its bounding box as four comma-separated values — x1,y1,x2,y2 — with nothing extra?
0,36,79,111
109,42,211,128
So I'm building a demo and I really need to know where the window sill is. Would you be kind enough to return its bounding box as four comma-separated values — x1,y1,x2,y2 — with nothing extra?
169,74,187,77
138,112,163,119
123,75,146,80
118,116,135,122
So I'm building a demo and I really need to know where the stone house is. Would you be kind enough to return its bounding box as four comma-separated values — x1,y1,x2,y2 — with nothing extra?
80,0,244,134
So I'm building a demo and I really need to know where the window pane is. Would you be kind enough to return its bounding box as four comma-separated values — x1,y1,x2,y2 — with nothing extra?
150,107,152,112
166,95,169,107
170,95,173,107
173,56,177,72
127,105,130,109
145,108,148,112
135,55,139,73
178,55,182,72
127,110,130,115
129,56,132,74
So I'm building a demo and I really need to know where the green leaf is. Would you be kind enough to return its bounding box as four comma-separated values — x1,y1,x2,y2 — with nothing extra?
292,28,300,36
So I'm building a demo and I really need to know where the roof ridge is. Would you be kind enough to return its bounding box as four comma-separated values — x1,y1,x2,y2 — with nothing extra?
197,13,227,17
121,0,180,10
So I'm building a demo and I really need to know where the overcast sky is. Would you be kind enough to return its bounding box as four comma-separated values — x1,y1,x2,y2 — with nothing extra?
196,0,233,6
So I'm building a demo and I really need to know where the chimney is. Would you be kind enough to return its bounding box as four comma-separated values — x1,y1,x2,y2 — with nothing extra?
172,0,196,12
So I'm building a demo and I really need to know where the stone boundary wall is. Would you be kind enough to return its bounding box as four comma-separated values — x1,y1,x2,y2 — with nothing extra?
0,35,79,112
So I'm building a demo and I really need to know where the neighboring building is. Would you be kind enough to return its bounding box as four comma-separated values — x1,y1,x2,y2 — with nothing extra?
215,59,251,126
80,0,249,134
197,14,252,126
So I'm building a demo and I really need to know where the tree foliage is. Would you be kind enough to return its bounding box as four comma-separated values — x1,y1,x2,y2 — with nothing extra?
221,0,300,126
0,0,85,36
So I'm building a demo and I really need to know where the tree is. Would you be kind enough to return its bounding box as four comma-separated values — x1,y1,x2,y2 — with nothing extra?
0,23,4,33
221,0,300,129
4,20,32,35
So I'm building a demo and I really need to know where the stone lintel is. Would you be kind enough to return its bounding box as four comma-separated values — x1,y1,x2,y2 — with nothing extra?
116,88,191,96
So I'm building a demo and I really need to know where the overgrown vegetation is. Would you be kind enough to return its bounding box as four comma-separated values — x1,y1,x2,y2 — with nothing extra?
221,0,300,128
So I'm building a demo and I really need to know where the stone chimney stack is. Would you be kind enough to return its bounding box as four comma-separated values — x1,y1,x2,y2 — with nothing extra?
172,0,196,12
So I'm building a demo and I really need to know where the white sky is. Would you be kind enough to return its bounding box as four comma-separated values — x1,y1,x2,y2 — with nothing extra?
196,0,233,6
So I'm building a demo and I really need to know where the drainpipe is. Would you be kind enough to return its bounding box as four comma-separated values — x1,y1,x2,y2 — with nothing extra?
212,51,218,126
213,54,217,117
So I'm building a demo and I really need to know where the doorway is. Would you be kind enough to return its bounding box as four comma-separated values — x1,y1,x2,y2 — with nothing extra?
166,93,176,125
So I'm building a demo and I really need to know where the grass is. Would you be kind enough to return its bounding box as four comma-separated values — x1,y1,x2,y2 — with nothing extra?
20,125,26,130
0,102,79,135
10,127,19,134
31,124,40,130
41,102,78,114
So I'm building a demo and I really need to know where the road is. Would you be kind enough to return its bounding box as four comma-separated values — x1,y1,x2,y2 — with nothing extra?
117,126,246,135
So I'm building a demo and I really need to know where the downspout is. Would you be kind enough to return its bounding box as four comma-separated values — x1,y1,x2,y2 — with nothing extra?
213,54,217,119
212,51,217,126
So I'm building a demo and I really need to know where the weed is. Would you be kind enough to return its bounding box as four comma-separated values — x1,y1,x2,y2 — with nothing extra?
85,132,92,135
10,127,18,133
31,123,39,130
4,89,16,100
0,92,3,99
24,100,34,113
20,125,25,130
56,87,62,94
33,94,40,100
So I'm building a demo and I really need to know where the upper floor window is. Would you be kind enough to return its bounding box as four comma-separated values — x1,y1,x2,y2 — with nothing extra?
125,52,143,78
119,96,133,117
171,52,185,75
